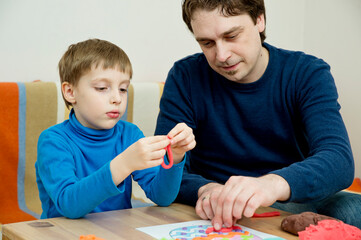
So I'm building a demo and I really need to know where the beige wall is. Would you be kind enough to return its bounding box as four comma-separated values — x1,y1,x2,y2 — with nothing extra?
265,0,361,179
0,0,359,177
301,0,361,179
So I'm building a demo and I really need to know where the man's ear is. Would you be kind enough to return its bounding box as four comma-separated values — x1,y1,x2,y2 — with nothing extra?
256,14,265,33
62,82,76,104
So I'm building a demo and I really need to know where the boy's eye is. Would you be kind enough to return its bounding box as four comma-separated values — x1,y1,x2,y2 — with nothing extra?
95,87,108,91
120,88,128,93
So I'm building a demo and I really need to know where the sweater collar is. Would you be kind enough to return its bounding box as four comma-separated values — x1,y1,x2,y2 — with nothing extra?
68,109,115,141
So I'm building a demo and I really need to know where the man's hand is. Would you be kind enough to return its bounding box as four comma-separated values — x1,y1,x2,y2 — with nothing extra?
195,174,290,230
196,182,223,221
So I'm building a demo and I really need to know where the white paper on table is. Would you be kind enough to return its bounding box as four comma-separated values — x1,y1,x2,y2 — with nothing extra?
136,220,285,240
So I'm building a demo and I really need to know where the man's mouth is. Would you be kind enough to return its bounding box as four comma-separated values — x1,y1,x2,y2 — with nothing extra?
221,62,239,71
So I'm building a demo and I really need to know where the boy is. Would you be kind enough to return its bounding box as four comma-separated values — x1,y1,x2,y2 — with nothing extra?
35,39,196,219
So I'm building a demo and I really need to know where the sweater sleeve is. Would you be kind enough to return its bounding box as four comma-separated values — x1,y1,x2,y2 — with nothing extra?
132,154,186,206
155,63,213,206
129,122,187,207
270,58,354,202
36,130,122,219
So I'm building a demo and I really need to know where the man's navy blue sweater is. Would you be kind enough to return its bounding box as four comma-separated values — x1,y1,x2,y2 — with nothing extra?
155,43,354,206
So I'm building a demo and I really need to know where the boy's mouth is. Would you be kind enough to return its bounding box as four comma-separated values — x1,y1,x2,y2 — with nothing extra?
107,111,120,119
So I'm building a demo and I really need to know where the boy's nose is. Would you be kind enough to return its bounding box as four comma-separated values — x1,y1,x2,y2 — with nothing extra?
110,91,122,104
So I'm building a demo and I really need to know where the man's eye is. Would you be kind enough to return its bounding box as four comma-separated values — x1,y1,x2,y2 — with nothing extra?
120,88,128,93
226,34,237,40
201,41,214,48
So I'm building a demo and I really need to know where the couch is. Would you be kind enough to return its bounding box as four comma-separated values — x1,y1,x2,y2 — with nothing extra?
0,81,163,225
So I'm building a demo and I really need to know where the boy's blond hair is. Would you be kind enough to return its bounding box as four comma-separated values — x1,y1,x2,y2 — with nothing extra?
58,38,133,109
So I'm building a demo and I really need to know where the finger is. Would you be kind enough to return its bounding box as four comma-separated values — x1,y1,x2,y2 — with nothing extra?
202,195,214,220
214,183,240,228
221,186,240,228
243,193,261,218
169,131,187,145
172,134,195,148
232,188,254,219
168,124,192,144
167,123,187,138
211,215,222,231
146,158,163,168
147,137,171,151
145,135,169,144
150,148,167,160
195,198,208,219
196,195,214,220
171,141,196,155
208,189,222,221
212,187,231,230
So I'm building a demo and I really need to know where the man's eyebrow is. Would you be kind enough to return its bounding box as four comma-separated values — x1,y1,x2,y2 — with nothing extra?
195,26,244,42
223,26,243,36
195,36,211,42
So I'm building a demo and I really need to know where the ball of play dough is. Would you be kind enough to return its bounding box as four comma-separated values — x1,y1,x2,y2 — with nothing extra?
281,211,335,235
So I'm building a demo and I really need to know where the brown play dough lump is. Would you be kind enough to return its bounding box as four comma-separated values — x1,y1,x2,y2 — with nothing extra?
281,211,336,235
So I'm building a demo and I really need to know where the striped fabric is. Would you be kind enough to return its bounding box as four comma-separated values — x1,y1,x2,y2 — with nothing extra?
0,82,37,223
0,81,164,224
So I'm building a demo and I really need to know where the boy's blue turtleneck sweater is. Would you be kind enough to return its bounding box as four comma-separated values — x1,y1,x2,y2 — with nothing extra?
36,109,185,219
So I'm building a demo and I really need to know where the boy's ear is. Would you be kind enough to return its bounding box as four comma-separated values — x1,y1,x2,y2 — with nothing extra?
62,82,76,104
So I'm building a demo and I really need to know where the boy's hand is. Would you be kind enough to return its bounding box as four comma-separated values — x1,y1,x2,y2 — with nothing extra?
110,136,170,185
123,136,171,171
167,123,196,164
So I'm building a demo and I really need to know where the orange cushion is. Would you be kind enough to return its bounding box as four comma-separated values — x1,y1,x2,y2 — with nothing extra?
346,178,361,193
0,83,36,224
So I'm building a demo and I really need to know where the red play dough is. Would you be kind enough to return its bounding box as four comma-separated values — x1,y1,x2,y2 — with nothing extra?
298,219,361,240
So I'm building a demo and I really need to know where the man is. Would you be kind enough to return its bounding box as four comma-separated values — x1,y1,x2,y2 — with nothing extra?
155,0,360,230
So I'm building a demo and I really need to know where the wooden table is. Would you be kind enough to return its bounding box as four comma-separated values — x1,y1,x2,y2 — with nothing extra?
2,203,298,239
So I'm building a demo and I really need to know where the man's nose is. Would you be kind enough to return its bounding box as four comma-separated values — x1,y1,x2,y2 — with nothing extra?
215,42,231,63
